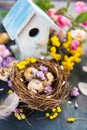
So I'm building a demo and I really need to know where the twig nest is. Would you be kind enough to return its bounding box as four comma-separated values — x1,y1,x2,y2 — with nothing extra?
0,68,9,81
27,79,44,93
8,60,19,68
10,58,69,111
24,67,38,81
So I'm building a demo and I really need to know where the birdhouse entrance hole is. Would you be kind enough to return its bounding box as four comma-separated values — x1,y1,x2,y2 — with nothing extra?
29,28,39,37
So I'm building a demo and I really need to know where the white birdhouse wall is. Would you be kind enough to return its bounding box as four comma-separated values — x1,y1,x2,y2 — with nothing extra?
16,14,50,59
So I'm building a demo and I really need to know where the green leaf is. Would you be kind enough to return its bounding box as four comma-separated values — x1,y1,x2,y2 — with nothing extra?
0,11,8,18
57,7,67,15
76,12,87,23
34,0,54,12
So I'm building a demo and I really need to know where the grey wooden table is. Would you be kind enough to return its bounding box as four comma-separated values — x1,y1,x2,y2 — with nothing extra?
0,1,87,130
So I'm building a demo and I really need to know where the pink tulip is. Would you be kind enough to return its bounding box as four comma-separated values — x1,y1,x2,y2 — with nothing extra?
50,14,58,22
58,29,66,42
82,21,87,26
71,29,87,41
75,2,87,13
56,15,71,28
47,8,57,16
71,40,80,50
52,29,66,42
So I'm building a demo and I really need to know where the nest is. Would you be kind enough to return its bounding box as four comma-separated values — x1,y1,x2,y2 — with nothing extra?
10,58,69,111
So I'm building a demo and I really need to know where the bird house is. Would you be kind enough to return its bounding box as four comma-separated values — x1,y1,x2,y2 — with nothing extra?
3,0,59,59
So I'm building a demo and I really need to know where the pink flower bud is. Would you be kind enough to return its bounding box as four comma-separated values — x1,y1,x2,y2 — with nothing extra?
82,6,87,12
13,108,19,113
47,8,57,16
75,2,87,13
58,29,66,42
52,29,66,42
71,40,80,50
56,15,71,28
50,14,58,22
52,30,59,36
82,21,87,26
71,29,87,41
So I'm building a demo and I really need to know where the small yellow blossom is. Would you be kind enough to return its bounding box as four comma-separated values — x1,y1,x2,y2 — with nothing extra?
57,106,62,113
63,41,71,49
49,113,58,120
8,89,13,94
19,109,23,113
70,47,83,56
52,113,58,119
62,61,74,72
55,54,61,61
14,108,26,120
49,116,54,120
25,58,31,62
45,106,62,120
52,41,60,47
52,108,56,112
16,58,37,69
17,115,22,120
16,63,25,69
46,113,50,117
67,117,75,123
14,113,22,120
68,32,72,40
50,47,56,53
20,113,26,119
50,52,56,59
30,58,37,63
50,53,61,61
51,36,59,42
51,36,60,47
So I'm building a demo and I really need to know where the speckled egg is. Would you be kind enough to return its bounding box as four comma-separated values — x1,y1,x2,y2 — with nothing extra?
27,79,44,93
24,67,38,81
43,72,54,87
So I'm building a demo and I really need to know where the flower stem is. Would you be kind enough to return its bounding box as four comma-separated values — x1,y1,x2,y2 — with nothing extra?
66,0,71,9
25,118,32,126
75,118,85,121
36,116,46,120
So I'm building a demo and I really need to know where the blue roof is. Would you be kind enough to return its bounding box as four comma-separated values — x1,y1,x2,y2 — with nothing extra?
3,0,59,40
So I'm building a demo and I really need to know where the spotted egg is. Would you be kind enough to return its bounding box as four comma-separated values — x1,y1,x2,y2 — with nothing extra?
43,72,54,87
24,67,38,82
27,79,44,93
